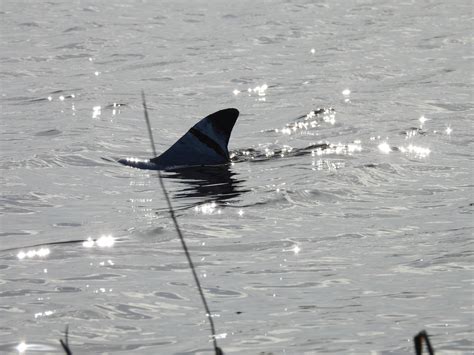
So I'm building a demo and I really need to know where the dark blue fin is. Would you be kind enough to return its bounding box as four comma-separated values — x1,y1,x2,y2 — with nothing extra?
119,108,239,170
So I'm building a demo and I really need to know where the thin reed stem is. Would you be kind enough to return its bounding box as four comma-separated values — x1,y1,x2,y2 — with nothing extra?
141,91,222,354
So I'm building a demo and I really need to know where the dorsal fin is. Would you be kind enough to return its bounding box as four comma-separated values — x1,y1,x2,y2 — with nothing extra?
144,108,238,169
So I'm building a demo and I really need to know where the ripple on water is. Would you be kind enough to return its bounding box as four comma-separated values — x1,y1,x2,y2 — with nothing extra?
0,289,51,298
34,129,62,137
54,154,110,167
0,193,54,214
64,309,111,321
153,291,187,301
382,291,427,300
95,303,156,320
0,154,111,170
61,273,124,281
205,286,247,299
5,278,46,285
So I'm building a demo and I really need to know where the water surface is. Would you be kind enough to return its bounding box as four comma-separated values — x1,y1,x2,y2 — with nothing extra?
1,0,472,354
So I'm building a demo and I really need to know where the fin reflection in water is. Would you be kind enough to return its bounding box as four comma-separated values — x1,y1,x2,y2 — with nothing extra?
162,165,249,203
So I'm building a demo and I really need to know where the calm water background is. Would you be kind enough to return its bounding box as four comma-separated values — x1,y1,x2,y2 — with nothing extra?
1,0,472,354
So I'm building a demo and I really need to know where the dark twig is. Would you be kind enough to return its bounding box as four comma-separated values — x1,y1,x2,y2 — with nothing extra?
414,330,435,355
59,325,72,355
141,91,223,355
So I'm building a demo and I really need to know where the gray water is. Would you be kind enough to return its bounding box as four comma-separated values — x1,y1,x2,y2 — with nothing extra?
1,0,473,354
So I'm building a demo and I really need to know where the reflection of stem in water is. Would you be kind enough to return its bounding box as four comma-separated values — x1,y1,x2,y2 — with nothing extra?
413,330,434,355
141,91,223,355
59,326,72,355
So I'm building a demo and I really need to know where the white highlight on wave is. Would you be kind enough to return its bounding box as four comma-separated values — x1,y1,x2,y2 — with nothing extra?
194,201,221,215
279,145,293,157
405,128,422,139
17,248,50,260
378,142,392,154
92,105,101,119
342,88,351,102
312,159,345,171
280,120,319,135
250,84,268,96
264,147,275,158
399,144,431,158
282,242,302,255
277,109,336,135
16,342,28,353
83,234,115,248
313,142,362,156
235,83,268,101
34,310,55,319
99,260,114,266
215,332,227,339
124,157,150,163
